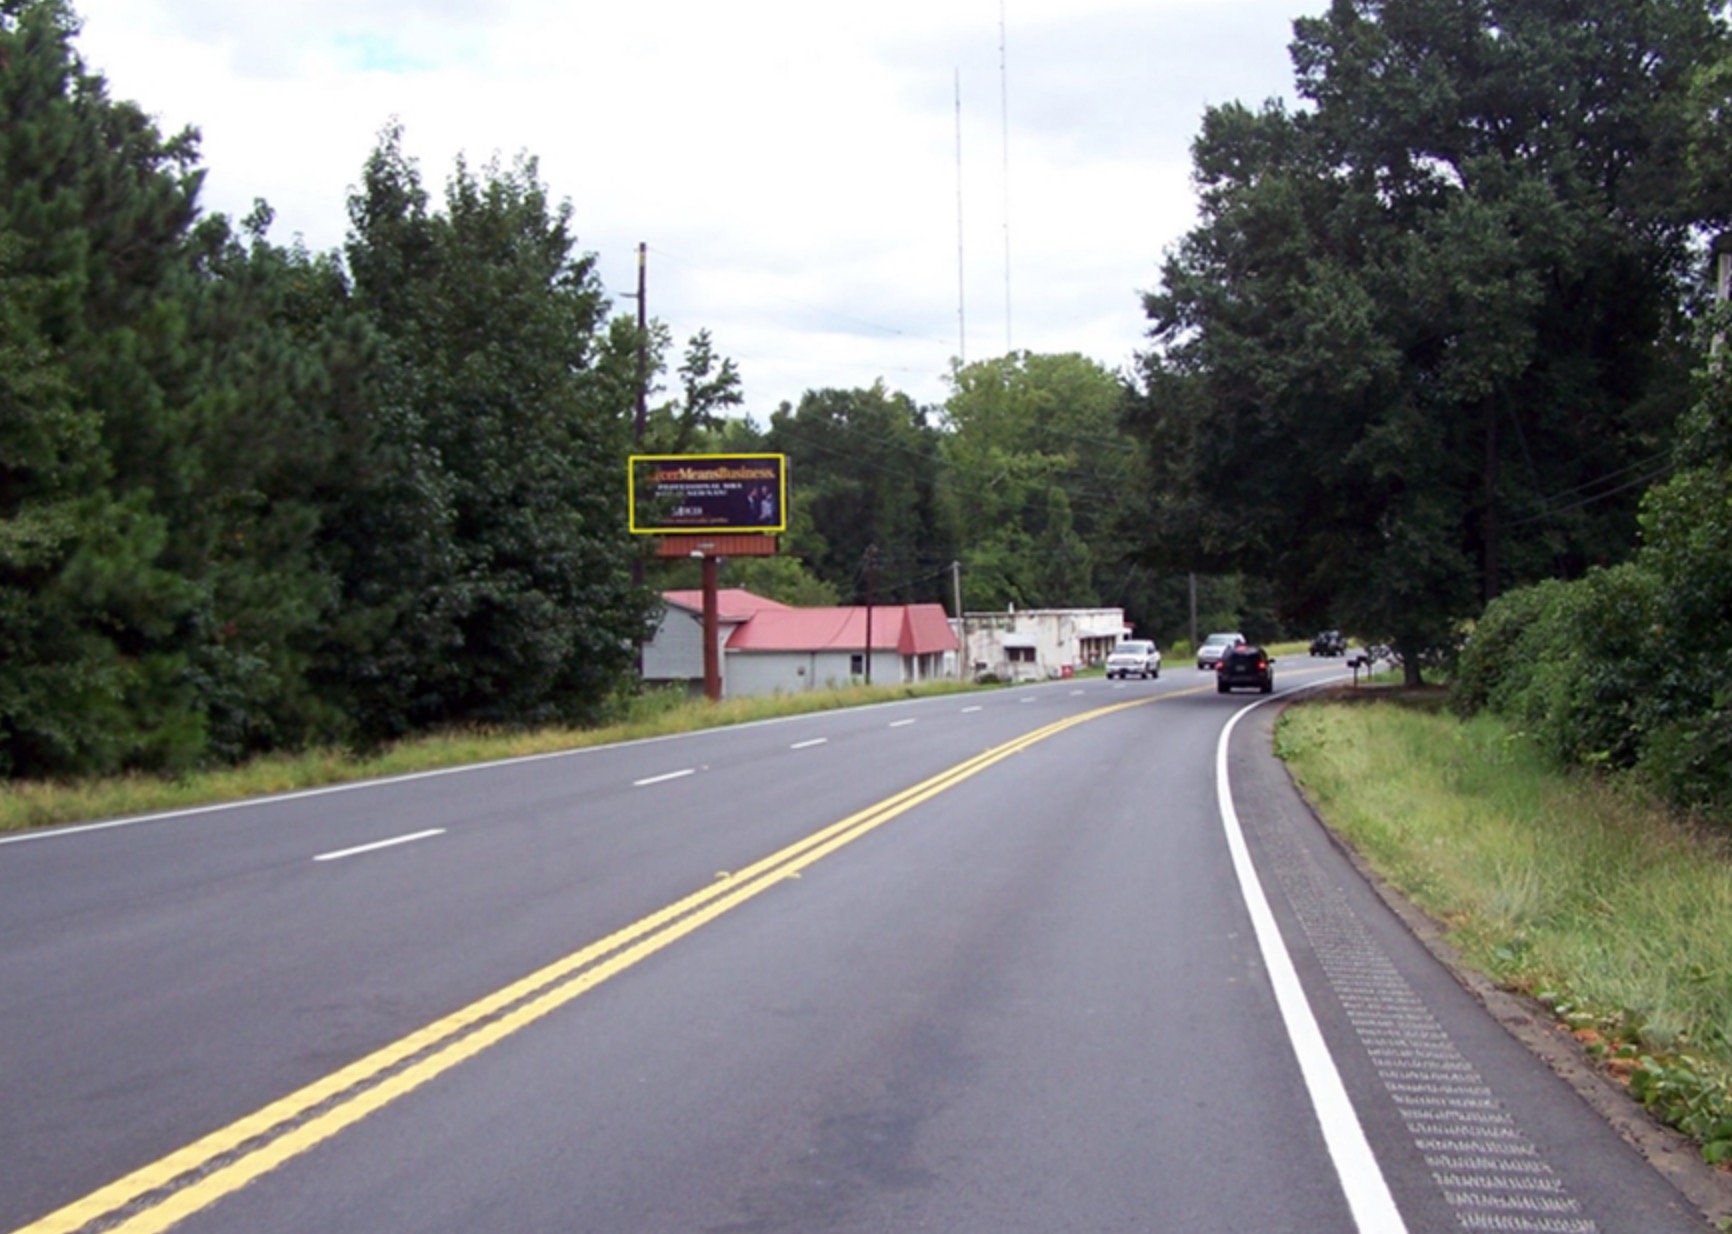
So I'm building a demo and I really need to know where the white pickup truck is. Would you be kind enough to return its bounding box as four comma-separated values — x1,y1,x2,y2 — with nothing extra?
1105,639,1161,680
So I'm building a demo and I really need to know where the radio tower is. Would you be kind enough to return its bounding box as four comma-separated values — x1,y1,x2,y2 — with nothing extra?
1000,0,1013,355
955,67,967,367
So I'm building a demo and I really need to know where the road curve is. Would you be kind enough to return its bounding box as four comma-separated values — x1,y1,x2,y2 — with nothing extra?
0,665,1715,1232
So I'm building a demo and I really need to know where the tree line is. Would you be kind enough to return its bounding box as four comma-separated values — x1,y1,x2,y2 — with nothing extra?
2,3,661,777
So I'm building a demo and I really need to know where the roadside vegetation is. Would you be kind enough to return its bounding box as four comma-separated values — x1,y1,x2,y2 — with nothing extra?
1277,690,1732,1167
1446,341,1732,826
0,679,982,836
0,642,1296,836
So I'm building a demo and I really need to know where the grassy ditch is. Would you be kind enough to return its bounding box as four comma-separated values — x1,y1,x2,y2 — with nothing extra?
0,679,985,837
1275,689,1732,1166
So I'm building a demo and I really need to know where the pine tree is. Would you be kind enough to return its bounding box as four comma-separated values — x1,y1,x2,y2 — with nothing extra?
341,128,653,734
0,1,206,773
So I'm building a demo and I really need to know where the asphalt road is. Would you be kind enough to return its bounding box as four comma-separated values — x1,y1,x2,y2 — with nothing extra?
0,663,1716,1232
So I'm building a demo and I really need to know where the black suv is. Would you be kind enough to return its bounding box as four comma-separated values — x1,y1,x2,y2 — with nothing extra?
1217,645,1274,694
1309,629,1346,656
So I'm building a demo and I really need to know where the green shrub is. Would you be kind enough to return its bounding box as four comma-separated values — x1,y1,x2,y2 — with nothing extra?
1451,579,1566,718
1641,703,1732,823
1453,566,1661,772
1452,330,1732,826
1636,452,1732,821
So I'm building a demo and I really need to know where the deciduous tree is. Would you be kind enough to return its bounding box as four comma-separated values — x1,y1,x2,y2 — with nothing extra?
942,351,1135,613
765,383,955,605
1132,0,1727,680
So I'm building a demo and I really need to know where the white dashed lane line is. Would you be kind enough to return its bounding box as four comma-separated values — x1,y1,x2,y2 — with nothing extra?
634,769,697,787
790,739,828,751
314,829,446,863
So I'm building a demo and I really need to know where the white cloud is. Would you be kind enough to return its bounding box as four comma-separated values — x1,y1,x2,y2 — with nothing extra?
68,0,1322,415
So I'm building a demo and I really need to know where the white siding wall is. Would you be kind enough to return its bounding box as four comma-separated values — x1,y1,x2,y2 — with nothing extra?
726,653,816,697
641,607,733,694
725,650,911,697
962,608,1128,681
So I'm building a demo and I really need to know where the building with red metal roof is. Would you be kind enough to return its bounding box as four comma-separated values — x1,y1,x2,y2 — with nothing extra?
643,590,959,697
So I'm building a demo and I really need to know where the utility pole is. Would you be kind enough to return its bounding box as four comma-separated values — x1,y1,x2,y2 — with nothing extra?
1483,394,1500,603
951,559,965,681
628,243,649,677
1188,571,1198,653
632,241,648,443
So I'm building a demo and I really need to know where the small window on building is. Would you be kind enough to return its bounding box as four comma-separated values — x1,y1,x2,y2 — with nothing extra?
1008,646,1035,664
850,653,865,676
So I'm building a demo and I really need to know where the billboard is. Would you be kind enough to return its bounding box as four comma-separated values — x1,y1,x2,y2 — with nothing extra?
629,453,787,535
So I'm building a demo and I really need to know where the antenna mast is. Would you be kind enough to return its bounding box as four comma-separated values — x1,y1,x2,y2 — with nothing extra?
955,67,967,367
1000,0,1012,355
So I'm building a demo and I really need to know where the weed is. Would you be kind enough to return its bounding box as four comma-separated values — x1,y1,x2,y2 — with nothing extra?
1277,698,1732,1164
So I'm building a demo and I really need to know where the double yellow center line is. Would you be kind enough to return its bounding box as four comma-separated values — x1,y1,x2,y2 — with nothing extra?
21,694,1166,1234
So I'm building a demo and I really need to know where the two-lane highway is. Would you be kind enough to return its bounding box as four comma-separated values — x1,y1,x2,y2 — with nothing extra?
0,664,1715,1231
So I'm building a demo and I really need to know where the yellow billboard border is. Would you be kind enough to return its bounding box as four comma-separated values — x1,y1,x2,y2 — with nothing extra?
629,452,788,535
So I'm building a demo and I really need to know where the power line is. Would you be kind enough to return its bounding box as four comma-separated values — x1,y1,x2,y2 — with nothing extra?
1508,459,1675,526
771,421,1139,517
1527,447,1675,508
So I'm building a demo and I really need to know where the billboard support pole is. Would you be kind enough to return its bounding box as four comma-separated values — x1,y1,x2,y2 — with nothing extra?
863,546,877,686
702,553,722,702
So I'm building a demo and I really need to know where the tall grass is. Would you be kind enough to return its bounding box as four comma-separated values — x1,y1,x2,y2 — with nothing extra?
0,679,983,836
1277,693,1732,1073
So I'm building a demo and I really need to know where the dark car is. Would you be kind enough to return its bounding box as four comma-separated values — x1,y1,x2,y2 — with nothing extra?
1217,645,1274,694
1309,629,1347,656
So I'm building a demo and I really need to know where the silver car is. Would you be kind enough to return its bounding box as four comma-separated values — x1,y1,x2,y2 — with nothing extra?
1196,631,1245,671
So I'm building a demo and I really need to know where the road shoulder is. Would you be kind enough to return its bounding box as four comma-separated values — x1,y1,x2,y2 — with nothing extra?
1233,697,1732,1232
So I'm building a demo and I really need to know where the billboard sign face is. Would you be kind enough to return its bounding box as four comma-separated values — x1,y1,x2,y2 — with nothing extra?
629,453,787,535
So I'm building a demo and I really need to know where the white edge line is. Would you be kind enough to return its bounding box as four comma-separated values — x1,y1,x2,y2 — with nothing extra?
1216,691,1406,1233
313,829,445,863
633,769,697,787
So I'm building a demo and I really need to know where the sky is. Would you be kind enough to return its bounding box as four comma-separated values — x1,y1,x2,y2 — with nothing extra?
67,0,1326,419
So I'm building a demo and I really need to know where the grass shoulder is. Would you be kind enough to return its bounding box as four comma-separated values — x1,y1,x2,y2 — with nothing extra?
1275,687,1732,1171
0,679,990,837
